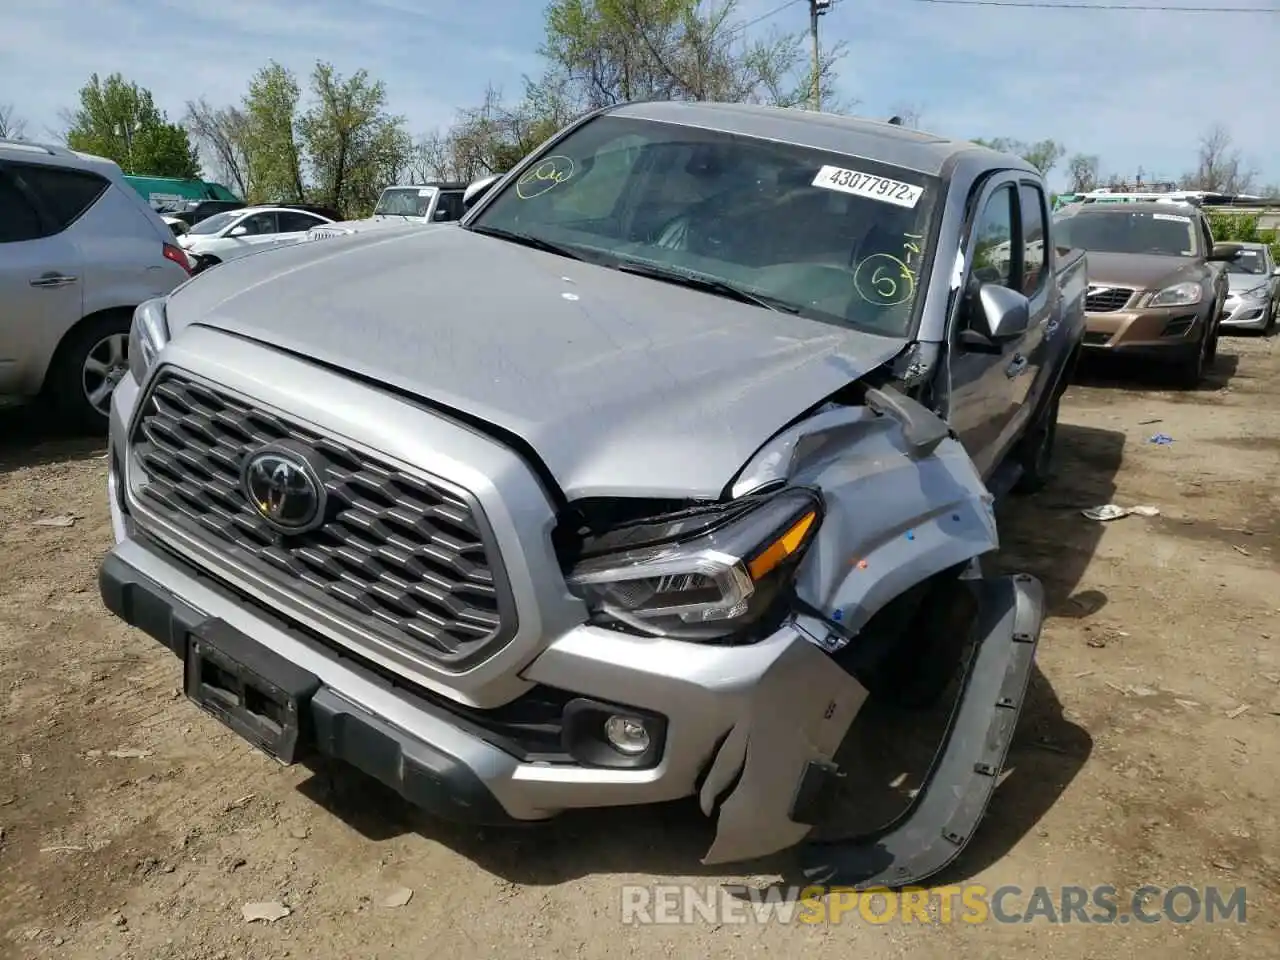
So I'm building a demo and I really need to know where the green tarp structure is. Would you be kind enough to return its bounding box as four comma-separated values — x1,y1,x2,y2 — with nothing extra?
123,175,241,206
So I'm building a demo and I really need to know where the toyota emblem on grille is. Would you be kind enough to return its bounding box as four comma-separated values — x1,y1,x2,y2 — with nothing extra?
241,442,328,534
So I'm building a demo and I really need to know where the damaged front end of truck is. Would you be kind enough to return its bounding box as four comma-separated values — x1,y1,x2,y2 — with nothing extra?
567,382,1045,888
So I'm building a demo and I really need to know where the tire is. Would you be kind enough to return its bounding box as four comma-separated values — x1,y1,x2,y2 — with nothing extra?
1012,391,1060,495
44,312,132,433
1171,319,1212,389
192,254,220,274
1264,301,1277,336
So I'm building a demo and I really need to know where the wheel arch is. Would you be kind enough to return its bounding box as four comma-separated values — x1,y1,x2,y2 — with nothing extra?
39,305,136,395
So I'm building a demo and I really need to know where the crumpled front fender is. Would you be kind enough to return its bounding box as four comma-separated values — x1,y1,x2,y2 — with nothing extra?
698,634,869,865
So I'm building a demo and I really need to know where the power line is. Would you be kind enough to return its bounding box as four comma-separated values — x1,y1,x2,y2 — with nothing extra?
905,0,1278,11
736,0,805,33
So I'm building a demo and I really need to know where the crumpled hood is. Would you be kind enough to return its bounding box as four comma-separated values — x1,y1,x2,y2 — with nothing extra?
165,226,905,500
1084,251,1205,293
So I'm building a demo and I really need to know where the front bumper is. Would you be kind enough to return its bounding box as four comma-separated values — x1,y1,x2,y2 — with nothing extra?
1080,303,1206,362
1219,293,1271,330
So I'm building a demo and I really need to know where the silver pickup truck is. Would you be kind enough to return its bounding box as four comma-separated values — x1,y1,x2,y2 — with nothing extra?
99,101,1086,888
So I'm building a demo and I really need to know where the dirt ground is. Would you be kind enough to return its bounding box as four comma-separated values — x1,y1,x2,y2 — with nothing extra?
2,334,1279,960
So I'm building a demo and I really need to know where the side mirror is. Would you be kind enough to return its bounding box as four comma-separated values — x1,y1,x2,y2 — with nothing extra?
433,208,451,221
1209,241,1242,262
961,283,1030,351
463,173,503,211
1272,266,1280,277
228,225,248,238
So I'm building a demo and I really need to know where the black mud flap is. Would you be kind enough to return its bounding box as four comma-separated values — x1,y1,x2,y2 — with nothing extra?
798,573,1044,889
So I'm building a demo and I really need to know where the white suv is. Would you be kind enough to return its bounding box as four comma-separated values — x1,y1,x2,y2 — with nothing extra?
177,206,335,271
0,139,192,428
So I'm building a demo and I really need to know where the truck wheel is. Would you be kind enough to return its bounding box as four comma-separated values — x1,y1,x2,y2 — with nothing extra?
1012,392,1060,495
44,311,132,433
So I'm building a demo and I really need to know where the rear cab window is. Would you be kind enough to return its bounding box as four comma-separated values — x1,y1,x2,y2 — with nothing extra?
1018,183,1049,297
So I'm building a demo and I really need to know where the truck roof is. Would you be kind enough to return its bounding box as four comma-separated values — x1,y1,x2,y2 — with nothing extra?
607,101,1034,178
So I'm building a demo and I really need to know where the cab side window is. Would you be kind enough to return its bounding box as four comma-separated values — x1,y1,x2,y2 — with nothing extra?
971,185,1016,288
435,191,465,221
1018,183,1047,297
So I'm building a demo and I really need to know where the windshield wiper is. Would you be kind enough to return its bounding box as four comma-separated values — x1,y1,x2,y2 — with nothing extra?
466,224,585,261
611,260,799,314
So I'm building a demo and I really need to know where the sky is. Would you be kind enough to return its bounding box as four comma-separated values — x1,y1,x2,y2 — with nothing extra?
2,0,1278,192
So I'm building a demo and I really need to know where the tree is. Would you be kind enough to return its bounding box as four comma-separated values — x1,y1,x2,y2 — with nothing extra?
973,136,1065,176
536,0,849,112
241,62,308,204
0,103,26,140
64,73,200,177
296,62,412,215
1180,124,1256,195
1065,153,1099,193
184,98,251,198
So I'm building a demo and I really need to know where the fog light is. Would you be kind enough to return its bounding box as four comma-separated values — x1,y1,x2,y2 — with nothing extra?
603,715,650,755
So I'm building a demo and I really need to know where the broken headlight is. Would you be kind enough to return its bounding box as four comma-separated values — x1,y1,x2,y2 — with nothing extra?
565,487,823,641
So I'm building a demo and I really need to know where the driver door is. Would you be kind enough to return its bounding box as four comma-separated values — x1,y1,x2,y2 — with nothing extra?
944,175,1025,481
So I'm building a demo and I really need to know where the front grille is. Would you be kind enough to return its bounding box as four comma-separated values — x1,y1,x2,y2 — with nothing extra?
1085,287,1134,312
130,371,513,663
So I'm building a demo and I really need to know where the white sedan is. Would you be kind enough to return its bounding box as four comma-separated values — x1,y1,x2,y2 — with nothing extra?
177,206,335,271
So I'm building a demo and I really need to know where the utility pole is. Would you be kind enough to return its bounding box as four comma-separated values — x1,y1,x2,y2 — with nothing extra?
810,0,832,111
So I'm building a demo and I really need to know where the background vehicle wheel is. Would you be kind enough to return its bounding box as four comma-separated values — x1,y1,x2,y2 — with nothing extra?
192,255,219,274
1172,325,1210,389
1012,391,1060,495
44,312,132,433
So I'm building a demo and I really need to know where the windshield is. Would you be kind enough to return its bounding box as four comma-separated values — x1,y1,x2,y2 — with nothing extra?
375,188,434,217
188,211,240,235
1054,209,1199,257
467,115,943,337
1226,248,1267,275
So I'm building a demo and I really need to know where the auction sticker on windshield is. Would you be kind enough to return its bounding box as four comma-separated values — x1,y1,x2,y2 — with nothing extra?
813,165,923,209
1153,213,1191,223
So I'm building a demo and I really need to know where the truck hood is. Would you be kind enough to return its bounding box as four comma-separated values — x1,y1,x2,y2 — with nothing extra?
308,216,431,237
1083,251,1206,293
165,226,906,500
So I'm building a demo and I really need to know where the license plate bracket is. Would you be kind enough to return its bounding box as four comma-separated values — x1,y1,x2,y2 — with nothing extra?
184,619,321,764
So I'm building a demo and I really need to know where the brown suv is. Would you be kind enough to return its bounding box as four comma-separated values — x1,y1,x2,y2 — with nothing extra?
1053,201,1233,386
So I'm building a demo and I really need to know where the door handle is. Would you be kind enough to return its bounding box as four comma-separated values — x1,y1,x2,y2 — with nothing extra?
1005,354,1028,378
29,273,78,288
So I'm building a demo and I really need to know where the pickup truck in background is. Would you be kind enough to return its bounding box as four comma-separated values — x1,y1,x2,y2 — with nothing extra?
305,182,469,241
99,101,1086,889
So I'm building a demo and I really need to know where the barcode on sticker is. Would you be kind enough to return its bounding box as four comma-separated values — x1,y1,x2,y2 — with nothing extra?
813,165,923,208
1152,213,1190,223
